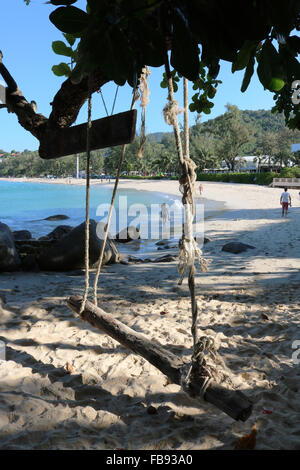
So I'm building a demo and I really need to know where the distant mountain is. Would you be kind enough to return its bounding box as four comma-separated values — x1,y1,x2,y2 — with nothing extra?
196,108,290,154
238,109,286,136
147,109,288,144
146,108,296,156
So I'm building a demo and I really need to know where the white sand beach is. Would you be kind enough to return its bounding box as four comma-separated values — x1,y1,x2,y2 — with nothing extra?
1,179,300,450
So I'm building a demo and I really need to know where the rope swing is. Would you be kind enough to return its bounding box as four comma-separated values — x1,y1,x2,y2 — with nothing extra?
67,63,252,423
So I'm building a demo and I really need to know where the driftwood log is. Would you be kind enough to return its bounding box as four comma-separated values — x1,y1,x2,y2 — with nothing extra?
67,295,253,422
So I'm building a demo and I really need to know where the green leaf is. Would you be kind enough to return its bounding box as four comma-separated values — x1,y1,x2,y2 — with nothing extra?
50,6,89,36
257,41,274,88
232,40,258,73
63,33,76,46
268,77,285,91
52,62,71,77
257,40,286,91
170,10,199,81
52,40,73,57
207,86,216,99
160,81,167,88
241,54,255,92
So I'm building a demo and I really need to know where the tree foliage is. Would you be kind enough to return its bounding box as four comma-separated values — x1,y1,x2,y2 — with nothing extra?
23,0,300,127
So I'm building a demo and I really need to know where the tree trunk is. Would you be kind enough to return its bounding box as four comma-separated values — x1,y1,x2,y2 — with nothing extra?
67,295,253,422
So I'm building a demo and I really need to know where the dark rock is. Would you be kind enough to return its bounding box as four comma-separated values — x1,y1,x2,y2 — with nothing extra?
21,254,40,272
155,254,177,262
44,214,70,221
222,242,256,254
37,219,119,271
115,226,141,243
39,225,73,241
128,255,144,263
0,222,21,271
15,240,56,261
13,230,32,241
155,239,170,246
157,244,177,250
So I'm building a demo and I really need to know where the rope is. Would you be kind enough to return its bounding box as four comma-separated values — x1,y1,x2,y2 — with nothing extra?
181,336,217,398
80,78,93,314
93,88,140,306
111,85,119,116
98,86,119,117
163,54,210,396
99,88,109,117
137,66,151,158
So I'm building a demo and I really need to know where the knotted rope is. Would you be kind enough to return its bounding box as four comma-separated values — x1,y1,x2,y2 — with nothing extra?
137,66,151,158
80,79,93,314
163,55,212,396
181,336,217,398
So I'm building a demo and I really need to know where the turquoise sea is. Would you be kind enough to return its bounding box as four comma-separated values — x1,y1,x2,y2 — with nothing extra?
0,181,224,254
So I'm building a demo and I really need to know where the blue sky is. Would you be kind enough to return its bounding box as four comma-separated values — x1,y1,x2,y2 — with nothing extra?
0,0,276,152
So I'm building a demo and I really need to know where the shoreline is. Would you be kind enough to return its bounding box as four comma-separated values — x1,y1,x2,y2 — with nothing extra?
1,175,299,210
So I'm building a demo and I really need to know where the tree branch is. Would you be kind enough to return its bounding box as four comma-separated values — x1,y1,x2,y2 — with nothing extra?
0,61,48,140
0,53,109,152
47,68,108,129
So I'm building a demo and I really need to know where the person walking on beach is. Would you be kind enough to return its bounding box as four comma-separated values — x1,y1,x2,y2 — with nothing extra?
160,203,170,225
199,184,203,196
280,187,291,217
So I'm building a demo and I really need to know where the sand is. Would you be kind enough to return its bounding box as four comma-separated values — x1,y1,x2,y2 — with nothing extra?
0,179,300,450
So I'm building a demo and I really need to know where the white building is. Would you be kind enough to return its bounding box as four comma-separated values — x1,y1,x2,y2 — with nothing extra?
203,155,282,174
230,156,258,172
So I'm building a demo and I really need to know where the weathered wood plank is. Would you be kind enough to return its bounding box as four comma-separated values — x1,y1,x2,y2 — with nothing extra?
67,295,253,422
39,109,137,160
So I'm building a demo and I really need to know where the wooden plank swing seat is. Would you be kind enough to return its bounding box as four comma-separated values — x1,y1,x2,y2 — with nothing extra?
39,109,137,159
